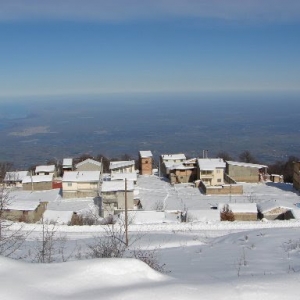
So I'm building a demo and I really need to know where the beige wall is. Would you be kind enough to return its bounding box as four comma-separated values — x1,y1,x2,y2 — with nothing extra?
111,165,135,174
226,164,261,183
76,163,101,171
140,157,153,175
200,182,243,195
62,181,98,198
198,168,224,186
23,181,53,191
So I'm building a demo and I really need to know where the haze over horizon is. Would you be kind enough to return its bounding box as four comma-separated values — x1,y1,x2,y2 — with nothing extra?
1,1,299,99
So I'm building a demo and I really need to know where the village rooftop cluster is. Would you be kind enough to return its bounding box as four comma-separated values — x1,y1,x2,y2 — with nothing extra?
2,150,300,225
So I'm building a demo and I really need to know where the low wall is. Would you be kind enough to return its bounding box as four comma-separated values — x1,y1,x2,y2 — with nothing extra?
200,181,243,195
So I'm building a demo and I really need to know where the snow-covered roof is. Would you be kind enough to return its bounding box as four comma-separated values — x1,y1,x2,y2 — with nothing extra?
63,171,100,182
4,171,29,182
22,175,53,183
101,180,134,192
161,154,186,161
47,197,95,212
218,203,258,213
226,161,268,169
75,158,102,168
109,160,135,170
111,172,137,182
35,165,56,173
43,210,74,225
290,208,300,219
198,158,226,170
257,200,294,213
139,151,153,158
5,189,61,211
63,158,73,168
168,163,195,171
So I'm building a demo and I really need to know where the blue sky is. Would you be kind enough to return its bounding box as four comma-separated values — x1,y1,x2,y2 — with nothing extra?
0,0,300,97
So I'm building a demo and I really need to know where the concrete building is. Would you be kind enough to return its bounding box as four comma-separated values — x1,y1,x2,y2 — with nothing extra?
197,158,226,186
4,171,29,187
109,161,135,174
62,171,100,198
226,161,268,183
35,165,56,177
169,158,197,184
22,175,54,191
101,180,134,217
160,153,186,176
62,158,73,172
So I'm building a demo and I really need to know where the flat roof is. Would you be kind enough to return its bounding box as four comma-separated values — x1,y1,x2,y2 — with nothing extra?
227,161,268,169
139,151,153,158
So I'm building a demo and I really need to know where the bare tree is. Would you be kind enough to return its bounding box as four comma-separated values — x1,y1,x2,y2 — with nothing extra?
0,186,27,257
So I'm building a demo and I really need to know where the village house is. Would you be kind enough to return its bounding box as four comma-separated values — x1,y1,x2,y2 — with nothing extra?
35,165,56,177
168,158,197,184
22,175,54,191
139,151,153,175
1,189,61,223
62,171,100,198
100,180,134,217
226,161,268,183
160,153,186,177
197,158,226,186
62,158,73,173
257,200,295,220
4,171,29,187
109,160,135,174
75,158,102,172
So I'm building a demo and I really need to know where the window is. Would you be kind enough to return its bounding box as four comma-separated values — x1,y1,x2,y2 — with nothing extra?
217,179,222,182
68,182,72,187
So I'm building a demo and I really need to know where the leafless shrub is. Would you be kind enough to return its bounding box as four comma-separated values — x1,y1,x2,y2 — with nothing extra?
220,204,235,221
152,199,164,211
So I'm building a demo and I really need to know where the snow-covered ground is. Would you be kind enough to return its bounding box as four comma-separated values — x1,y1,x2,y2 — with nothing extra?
2,175,300,299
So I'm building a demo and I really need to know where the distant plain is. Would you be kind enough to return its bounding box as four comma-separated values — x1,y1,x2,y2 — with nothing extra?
0,91,299,169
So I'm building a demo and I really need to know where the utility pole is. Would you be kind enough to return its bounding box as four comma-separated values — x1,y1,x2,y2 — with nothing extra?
124,178,128,247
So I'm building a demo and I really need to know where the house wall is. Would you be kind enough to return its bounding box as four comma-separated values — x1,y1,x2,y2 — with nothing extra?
226,165,260,183
62,181,99,198
111,165,135,174
201,183,243,195
197,168,224,186
140,157,153,175
293,162,300,191
36,171,56,177
170,169,197,184
101,191,134,217
232,213,258,221
23,181,53,191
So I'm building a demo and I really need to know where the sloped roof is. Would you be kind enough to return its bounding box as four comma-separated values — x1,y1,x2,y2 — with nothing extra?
63,158,73,167
227,161,268,169
63,171,100,182
75,158,102,168
4,171,29,182
257,200,294,213
198,158,226,170
35,165,56,173
101,180,134,192
5,189,61,211
109,160,135,170
139,151,153,158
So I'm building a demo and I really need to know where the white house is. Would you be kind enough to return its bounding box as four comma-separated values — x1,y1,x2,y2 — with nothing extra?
62,171,100,198
109,161,135,174
35,165,56,176
197,158,226,186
